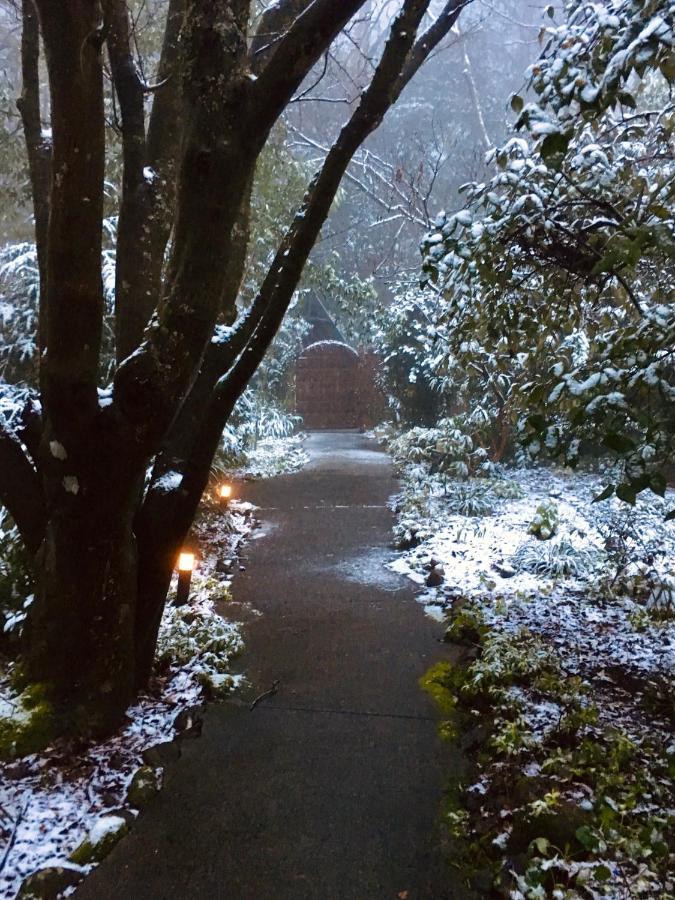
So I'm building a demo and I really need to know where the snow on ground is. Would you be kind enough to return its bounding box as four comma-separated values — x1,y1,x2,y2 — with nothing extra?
388,461,675,898
0,499,255,900
390,465,675,686
234,434,309,480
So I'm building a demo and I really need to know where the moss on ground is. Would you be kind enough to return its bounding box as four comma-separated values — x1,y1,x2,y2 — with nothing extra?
0,683,57,760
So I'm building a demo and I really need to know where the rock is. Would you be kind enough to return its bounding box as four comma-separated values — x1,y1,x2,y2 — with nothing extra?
173,705,204,737
3,760,32,780
494,562,516,578
142,740,181,768
107,751,126,770
104,808,136,827
426,565,445,588
127,765,162,809
508,801,591,854
18,866,83,899
459,723,490,752
69,815,129,865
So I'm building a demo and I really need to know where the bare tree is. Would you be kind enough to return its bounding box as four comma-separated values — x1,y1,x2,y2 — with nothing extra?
0,0,469,738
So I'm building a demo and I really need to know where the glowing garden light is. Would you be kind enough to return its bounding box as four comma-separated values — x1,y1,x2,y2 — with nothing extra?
219,483,233,506
176,551,195,606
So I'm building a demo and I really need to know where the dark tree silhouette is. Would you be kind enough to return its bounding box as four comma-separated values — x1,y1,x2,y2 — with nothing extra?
0,0,469,737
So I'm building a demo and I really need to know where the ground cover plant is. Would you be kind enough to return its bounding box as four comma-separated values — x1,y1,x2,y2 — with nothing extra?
386,424,675,898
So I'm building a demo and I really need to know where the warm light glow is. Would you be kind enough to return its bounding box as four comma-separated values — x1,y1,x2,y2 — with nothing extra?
219,484,233,500
178,552,195,572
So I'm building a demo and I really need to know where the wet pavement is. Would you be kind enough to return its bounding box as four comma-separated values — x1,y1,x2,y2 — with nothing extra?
77,432,463,899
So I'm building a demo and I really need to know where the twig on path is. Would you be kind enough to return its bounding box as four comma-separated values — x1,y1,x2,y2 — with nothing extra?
249,679,280,712
0,801,27,875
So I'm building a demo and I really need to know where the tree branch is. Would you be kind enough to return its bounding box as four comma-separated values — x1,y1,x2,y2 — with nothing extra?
185,0,436,484
17,0,51,356
0,417,45,555
140,0,186,352
112,1,253,447
249,0,312,71
104,0,154,363
251,0,366,128
33,0,106,438
395,0,469,94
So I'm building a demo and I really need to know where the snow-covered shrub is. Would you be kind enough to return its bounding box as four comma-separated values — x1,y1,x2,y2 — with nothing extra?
0,235,117,386
214,391,302,473
420,0,675,507
528,500,559,540
0,243,39,384
372,278,446,426
0,508,33,639
647,572,675,618
156,585,243,696
445,482,493,518
388,416,485,479
513,537,604,579
489,478,525,500
598,561,675,619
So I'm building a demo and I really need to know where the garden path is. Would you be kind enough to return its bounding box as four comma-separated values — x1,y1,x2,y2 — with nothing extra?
76,432,464,899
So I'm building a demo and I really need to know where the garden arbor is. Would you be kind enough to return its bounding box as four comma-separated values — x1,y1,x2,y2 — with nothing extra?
0,0,470,736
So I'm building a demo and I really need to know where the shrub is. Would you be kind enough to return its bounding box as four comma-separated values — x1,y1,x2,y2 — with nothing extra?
489,478,525,500
528,500,559,540
513,537,604,579
445,482,493,517
388,416,486,479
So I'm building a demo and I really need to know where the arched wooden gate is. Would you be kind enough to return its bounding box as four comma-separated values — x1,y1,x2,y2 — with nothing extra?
295,341,361,429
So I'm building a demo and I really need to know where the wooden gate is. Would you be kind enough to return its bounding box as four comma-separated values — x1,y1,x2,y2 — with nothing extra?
295,341,361,429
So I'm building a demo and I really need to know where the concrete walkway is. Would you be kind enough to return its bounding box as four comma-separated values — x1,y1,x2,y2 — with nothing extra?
78,432,461,899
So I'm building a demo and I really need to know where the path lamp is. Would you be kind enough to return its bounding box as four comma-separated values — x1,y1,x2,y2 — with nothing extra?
176,551,195,606
219,483,233,507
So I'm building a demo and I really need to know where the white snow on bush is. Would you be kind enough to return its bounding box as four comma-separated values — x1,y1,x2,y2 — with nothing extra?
390,466,675,684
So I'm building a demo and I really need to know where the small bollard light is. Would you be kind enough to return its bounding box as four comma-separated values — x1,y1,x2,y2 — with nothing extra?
219,483,233,506
175,551,195,606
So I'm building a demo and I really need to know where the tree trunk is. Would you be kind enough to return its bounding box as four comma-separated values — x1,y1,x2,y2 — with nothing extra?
3,0,473,739
25,490,138,736
133,486,190,689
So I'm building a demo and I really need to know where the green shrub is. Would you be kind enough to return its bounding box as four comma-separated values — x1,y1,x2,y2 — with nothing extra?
489,478,525,500
528,500,559,540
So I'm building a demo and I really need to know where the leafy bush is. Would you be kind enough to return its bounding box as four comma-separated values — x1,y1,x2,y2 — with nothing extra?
388,416,488,479
420,0,675,507
213,392,302,473
445,482,493,517
513,537,604,579
528,500,559,541
0,235,117,386
489,478,525,500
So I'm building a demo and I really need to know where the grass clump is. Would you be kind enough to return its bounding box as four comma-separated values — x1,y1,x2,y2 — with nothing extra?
513,537,605,579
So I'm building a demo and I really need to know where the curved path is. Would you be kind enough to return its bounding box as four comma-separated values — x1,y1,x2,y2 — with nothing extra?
78,432,462,899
